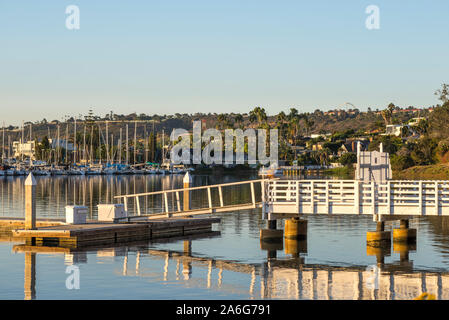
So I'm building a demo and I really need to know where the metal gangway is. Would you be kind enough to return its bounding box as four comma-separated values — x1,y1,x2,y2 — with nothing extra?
114,179,271,220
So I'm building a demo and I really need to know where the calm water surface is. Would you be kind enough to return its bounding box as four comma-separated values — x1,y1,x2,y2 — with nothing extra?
2,174,449,300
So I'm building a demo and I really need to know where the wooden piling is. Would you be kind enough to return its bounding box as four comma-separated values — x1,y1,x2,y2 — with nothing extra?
393,219,416,243
183,172,192,211
284,217,307,240
367,221,391,246
25,173,36,230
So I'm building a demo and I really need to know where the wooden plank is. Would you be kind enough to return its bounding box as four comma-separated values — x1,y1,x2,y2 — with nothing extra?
176,191,181,212
251,182,256,208
207,187,213,211
219,186,224,207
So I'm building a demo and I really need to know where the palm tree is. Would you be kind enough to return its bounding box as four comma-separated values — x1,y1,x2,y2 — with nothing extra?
234,114,244,129
276,111,288,138
217,114,228,130
381,103,396,125
249,107,267,128
416,119,429,136
302,114,314,137
288,108,301,145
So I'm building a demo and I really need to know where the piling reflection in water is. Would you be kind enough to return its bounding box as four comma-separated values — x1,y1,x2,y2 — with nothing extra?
13,239,449,300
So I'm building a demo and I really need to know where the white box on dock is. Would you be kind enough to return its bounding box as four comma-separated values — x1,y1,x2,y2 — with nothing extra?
65,205,88,224
97,204,127,222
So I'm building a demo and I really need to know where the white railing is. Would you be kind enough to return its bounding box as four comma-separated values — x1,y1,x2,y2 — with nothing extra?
114,179,274,218
267,180,449,216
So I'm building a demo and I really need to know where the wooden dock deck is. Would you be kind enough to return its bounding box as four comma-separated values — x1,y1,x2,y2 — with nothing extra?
0,217,65,231
12,217,220,248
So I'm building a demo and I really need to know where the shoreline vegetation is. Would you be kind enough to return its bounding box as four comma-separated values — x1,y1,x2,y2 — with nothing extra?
324,164,449,180
322,166,355,179
393,164,449,180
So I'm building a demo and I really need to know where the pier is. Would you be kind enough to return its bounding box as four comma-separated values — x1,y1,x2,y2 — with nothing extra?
265,179,449,218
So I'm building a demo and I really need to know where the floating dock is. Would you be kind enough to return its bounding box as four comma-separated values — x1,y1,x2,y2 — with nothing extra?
0,217,65,231
12,217,220,248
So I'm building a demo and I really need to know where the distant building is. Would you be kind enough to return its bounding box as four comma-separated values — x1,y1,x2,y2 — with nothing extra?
384,124,405,137
339,140,369,156
408,117,426,126
311,142,326,151
355,142,392,183
13,141,36,159
49,139,74,151
309,133,331,139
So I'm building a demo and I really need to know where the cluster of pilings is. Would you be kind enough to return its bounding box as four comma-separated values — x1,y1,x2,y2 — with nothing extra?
366,219,417,265
259,215,418,265
260,216,308,259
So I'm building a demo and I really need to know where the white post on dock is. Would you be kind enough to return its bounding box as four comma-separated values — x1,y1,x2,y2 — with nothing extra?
183,172,192,211
25,173,36,230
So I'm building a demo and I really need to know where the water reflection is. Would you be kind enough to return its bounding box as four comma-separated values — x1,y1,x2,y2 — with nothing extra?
12,237,449,300
0,174,258,218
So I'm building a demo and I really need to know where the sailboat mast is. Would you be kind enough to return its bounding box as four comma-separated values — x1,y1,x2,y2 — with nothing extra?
21,121,24,162
111,134,114,164
126,124,129,165
65,123,68,164
2,122,4,161
119,128,122,164
90,125,93,164
105,121,109,164
162,129,165,163
134,121,137,164
83,124,86,163
145,125,148,164
74,118,77,164
8,135,11,159
98,123,102,164
151,121,154,162
56,125,60,164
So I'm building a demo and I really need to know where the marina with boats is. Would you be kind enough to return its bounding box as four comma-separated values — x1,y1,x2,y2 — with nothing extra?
0,120,194,177
0,161,192,177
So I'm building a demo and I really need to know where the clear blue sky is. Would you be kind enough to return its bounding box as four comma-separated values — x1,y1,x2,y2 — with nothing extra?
1,0,448,125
